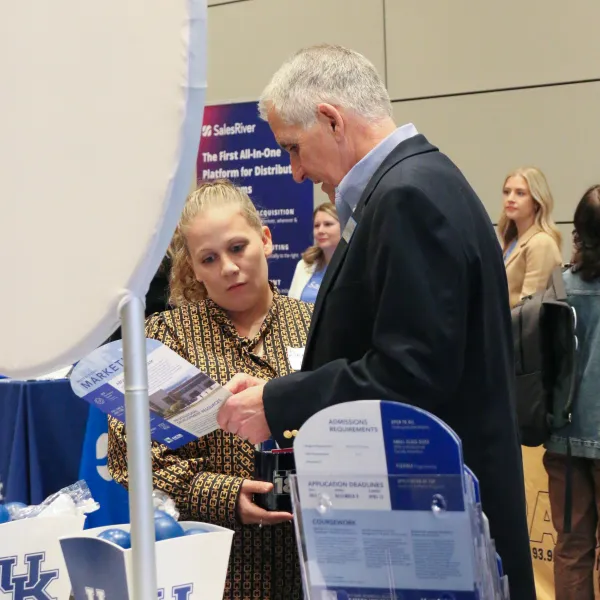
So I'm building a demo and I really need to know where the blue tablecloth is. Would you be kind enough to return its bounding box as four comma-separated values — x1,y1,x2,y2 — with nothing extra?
0,379,129,527
0,379,89,504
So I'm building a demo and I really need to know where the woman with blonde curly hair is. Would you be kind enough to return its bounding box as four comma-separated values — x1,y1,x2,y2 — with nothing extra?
108,179,312,599
498,166,563,307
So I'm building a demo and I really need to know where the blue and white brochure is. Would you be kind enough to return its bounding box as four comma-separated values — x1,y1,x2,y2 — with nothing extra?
464,466,490,599
293,400,479,600
70,339,231,449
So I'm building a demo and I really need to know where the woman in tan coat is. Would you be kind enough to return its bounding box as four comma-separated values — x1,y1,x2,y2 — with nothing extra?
498,167,563,307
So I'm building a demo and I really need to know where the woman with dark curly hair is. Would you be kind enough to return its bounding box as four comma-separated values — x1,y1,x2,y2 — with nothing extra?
544,184,600,600
108,179,312,599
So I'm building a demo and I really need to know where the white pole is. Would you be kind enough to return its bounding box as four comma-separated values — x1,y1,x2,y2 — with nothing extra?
120,296,157,599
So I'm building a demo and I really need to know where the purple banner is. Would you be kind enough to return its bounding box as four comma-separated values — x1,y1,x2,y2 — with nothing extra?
197,101,313,294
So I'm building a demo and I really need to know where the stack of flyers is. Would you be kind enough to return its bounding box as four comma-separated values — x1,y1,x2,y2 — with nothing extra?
463,467,488,599
463,467,511,600
291,400,517,600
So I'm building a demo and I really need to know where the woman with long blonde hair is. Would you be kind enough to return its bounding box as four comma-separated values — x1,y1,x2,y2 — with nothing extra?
108,179,312,599
499,166,562,307
288,202,340,301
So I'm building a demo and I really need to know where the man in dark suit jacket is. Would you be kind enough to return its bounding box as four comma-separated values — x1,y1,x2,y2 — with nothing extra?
218,44,536,599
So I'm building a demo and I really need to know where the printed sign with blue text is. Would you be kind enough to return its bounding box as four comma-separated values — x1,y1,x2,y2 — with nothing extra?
292,400,511,600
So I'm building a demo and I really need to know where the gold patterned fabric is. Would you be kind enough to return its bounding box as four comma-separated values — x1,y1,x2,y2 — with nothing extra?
107,287,312,600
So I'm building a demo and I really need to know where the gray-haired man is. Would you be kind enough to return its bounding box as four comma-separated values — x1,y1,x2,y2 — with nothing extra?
218,44,535,599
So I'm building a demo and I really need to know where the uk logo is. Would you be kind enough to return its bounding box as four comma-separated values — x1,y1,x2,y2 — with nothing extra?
158,584,193,599
85,583,193,599
0,552,59,600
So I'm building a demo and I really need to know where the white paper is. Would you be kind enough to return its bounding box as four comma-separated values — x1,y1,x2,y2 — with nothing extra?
287,346,305,371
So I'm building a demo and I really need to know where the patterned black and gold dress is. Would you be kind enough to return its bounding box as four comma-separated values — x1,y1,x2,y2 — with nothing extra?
107,287,312,600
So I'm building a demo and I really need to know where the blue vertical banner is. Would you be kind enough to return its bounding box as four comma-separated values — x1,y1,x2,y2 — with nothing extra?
78,407,129,528
197,101,313,294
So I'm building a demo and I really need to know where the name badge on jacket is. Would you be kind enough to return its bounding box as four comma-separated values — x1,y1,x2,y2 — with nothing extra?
342,216,357,244
287,347,305,371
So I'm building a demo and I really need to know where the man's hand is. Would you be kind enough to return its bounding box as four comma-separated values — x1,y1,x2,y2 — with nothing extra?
237,480,293,526
218,374,271,444
224,373,266,395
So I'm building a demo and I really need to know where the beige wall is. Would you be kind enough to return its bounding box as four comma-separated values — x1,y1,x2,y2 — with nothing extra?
206,0,600,260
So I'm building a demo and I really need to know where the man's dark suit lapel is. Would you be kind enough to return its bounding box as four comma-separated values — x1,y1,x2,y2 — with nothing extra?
301,134,438,366
308,235,348,335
